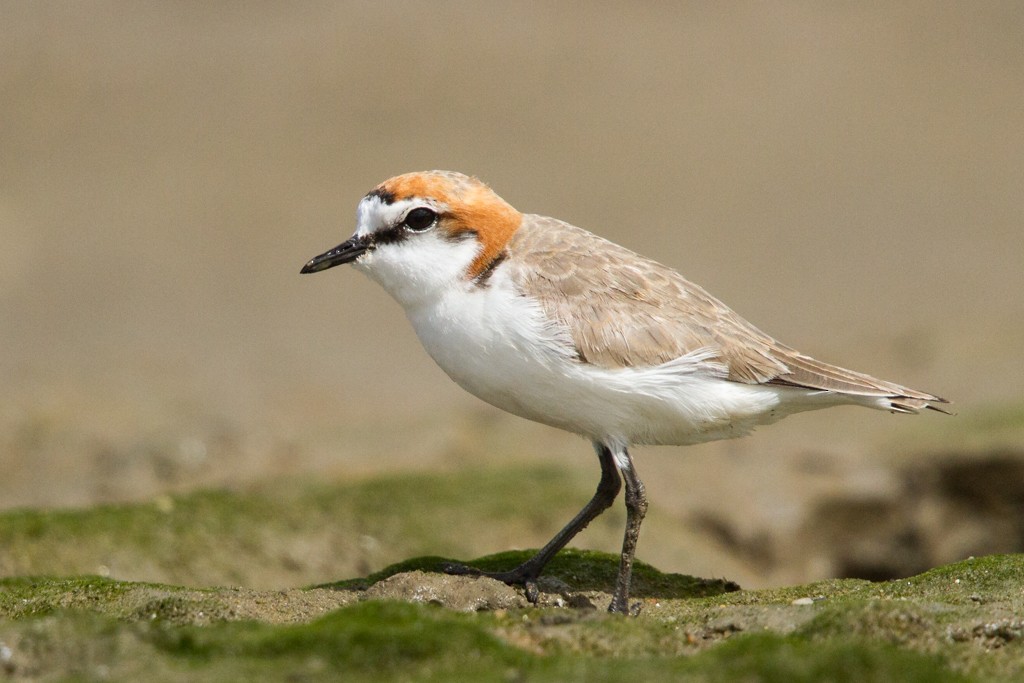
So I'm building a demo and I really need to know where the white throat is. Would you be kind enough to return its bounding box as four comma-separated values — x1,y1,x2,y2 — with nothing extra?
353,234,480,309
349,196,480,310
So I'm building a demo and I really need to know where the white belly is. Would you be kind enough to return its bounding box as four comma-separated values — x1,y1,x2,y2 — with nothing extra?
404,283,805,446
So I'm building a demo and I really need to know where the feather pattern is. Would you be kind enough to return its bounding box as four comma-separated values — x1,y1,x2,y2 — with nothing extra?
503,214,948,413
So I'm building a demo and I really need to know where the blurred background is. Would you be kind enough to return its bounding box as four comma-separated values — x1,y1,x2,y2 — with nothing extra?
2,1,1022,588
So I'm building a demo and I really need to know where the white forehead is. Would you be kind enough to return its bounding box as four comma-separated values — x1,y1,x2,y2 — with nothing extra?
354,195,448,237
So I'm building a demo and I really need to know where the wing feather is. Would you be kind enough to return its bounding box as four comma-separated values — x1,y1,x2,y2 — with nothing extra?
505,215,949,412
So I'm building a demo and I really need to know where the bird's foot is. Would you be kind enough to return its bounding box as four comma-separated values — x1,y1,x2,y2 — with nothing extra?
607,593,642,616
442,561,542,604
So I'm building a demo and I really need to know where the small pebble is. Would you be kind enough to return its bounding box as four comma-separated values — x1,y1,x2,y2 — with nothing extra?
791,597,814,606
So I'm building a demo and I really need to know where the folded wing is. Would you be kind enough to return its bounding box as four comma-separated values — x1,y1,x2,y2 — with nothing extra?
506,215,949,414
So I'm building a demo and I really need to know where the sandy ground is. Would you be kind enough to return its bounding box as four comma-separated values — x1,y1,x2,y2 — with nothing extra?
2,3,1022,587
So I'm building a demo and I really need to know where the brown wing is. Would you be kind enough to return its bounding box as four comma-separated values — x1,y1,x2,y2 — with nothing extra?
505,215,948,409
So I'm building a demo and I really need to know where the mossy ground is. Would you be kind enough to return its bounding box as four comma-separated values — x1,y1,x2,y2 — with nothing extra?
1,468,1023,681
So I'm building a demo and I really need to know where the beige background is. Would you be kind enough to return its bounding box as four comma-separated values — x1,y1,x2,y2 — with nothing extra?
2,2,1021,586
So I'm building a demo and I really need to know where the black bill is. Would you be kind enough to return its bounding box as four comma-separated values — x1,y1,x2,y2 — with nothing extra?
300,236,372,274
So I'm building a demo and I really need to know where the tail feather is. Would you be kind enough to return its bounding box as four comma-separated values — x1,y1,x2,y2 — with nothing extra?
890,397,953,415
768,351,951,415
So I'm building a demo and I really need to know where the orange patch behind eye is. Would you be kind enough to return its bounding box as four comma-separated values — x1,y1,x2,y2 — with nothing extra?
450,187,521,280
378,171,522,280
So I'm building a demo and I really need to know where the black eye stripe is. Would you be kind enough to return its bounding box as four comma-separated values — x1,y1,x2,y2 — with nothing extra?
372,226,407,246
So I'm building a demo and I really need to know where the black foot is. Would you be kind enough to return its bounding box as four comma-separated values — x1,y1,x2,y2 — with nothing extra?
441,561,542,603
608,596,642,616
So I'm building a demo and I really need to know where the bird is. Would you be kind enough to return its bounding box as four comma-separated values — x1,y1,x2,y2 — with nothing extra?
300,170,948,614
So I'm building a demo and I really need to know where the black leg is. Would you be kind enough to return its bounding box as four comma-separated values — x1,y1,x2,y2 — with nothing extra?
608,446,647,615
445,442,621,598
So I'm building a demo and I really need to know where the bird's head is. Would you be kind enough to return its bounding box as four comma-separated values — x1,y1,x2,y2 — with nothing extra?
301,171,522,307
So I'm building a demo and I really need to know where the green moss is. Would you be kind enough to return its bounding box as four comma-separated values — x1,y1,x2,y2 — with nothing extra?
2,467,1023,681
800,600,942,645
0,602,971,682
322,548,738,599
0,465,609,588
132,594,229,625
0,575,149,618
678,633,970,683
895,554,1024,598
148,601,526,675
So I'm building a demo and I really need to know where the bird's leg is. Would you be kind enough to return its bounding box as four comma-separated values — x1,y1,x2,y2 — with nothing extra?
608,446,647,615
445,443,621,601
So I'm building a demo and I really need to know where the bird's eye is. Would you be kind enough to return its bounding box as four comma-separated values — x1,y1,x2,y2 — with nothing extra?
403,207,437,232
